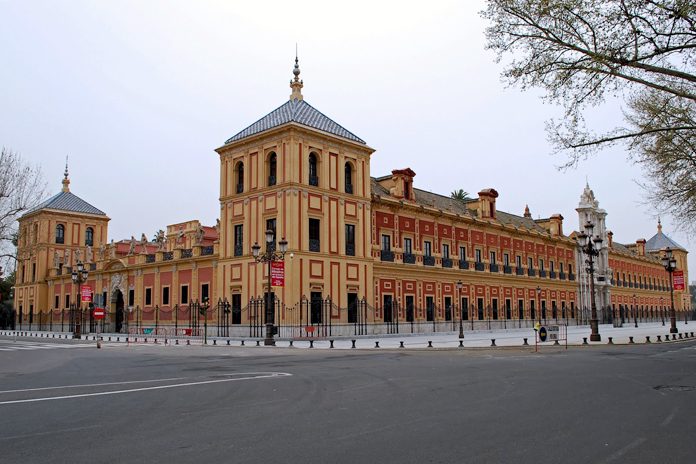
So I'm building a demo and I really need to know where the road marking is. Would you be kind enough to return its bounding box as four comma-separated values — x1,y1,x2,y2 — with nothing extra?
0,425,100,441
0,372,291,406
598,437,646,463
660,407,678,427
0,378,185,394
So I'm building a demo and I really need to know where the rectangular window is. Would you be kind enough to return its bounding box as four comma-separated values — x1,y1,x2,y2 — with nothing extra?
404,238,412,254
442,244,449,259
234,224,243,256
461,297,469,320
181,285,189,305
32,263,36,282
459,246,466,262
345,224,355,256
424,241,432,257
539,258,545,271
490,251,496,264
55,295,60,309
309,218,320,252
516,255,522,268
65,294,70,308
128,289,135,306
381,234,391,251
560,262,564,273
475,249,482,263
201,283,210,303
145,288,152,306
503,253,510,266
550,260,555,272
518,299,524,319
528,257,534,269
162,287,170,306
426,296,434,321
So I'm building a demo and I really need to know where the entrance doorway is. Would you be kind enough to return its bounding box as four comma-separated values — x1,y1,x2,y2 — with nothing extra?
112,289,124,333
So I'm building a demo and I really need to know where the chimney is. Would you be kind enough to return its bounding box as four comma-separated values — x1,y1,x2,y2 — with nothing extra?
549,214,564,237
607,231,613,248
636,238,646,256
388,168,416,200
477,189,499,219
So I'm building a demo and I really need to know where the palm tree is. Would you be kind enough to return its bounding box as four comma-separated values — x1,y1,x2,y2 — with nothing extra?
451,189,470,201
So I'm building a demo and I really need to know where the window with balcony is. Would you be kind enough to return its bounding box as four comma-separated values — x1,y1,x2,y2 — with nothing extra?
489,251,498,272
403,237,415,263
442,244,452,268
424,241,434,266
268,152,277,186
528,257,536,276
308,152,319,186
234,224,243,256
309,218,320,252
55,224,65,244
475,249,484,271
345,224,355,256
458,246,468,269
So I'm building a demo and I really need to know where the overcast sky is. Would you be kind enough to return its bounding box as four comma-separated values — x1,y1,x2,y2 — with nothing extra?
1,0,693,277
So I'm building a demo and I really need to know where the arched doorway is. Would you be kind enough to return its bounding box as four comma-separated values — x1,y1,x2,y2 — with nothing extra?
112,289,124,333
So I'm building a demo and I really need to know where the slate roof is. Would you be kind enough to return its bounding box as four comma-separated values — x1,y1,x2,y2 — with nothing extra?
225,99,366,145
24,191,106,217
645,230,686,252
370,178,549,233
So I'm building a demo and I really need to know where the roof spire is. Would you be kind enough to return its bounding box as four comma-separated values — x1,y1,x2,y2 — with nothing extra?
62,155,70,193
657,216,662,233
290,47,304,101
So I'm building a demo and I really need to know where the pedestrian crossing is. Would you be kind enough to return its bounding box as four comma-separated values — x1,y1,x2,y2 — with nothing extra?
0,341,93,352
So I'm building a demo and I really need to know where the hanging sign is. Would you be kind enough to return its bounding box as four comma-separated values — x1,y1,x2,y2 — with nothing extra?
673,270,685,291
81,285,93,302
271,261,285,287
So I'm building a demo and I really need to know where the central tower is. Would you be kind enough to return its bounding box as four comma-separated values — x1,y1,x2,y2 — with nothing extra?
215,59,375,320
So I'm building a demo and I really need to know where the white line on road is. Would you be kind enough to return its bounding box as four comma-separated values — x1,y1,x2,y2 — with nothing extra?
0,372,292,406
0,378,185,394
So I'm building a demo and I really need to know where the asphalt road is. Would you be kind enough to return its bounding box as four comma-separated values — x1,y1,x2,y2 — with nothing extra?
1,337,695,464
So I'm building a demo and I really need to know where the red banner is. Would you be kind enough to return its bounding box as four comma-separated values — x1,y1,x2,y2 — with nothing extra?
271,261,285,287
81,285,93,302
673,270,685,291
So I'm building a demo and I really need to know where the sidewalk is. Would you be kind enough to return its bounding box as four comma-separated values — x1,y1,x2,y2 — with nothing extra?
2,321,694,350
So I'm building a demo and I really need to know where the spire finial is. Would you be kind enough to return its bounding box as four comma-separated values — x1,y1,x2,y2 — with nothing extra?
290,47,304,101
657,216,662,233
523,204,531,218
62,155,70,193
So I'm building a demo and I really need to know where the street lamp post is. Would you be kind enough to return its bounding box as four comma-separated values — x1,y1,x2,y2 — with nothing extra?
252,231,288,346
71,261,89,339
661,247,678,334
457,280,464,339
577,221,602,342
632,294,638,328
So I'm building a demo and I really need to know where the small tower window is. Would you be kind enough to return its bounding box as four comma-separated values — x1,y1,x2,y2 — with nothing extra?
55,224,65,244
236,162,244,193
345,162,353,194
268,152,277,186
308,153,318,186
85,227,94,246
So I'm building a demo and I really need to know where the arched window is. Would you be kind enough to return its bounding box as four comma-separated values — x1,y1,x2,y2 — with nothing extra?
268,152,277,186
236,162,244,193
55,224,65,244
344,162,353,194
308,153,318,186
85,227,94,246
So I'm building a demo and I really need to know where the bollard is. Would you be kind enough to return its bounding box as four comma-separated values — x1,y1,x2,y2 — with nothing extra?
399,341,404,348
666,334,671,341
256,340,260,346
351,340,356,349
175,339,179,345
678,333,683,339
241,340,245,346
309,340,314,348
629,336,634,344
186,339,190,346
657,335,662,342
691,332,694,337
428,341,433,348
458,340,464,348
226,340,230,346
491,339,496,347
608,337,613,344
289,340,294,347
672,334,677,341
213,339,217,345
554,340,560,346
117,337,120,342
154,339,158,344
144,338,148,343
375,341,380,348
329,340,334,349
523,338,528,346
108,336,112,341
646,336,651,343
583,337,588,344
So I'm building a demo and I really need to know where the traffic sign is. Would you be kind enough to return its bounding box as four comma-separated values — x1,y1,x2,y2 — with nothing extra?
93,307,105,319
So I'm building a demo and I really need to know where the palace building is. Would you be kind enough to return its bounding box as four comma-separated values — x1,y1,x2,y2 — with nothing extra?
13,60,691,337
